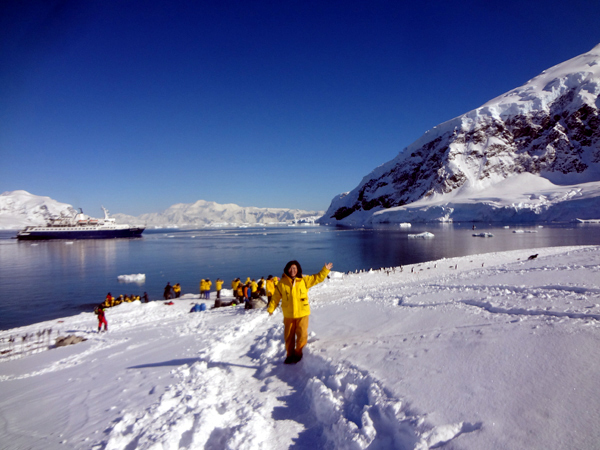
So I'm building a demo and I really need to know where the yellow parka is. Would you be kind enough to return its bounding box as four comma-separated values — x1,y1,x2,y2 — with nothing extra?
266,279,275,296
267,265,330,318
200,279,206,292
216,280,223,290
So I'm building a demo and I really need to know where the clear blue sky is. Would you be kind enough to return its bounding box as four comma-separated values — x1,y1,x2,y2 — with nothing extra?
1,0,599,216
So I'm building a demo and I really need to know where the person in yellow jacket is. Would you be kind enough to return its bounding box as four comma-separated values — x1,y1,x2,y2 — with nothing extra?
205,279,212,299
267,260,333,364
199,279,206,299
173,283,181,298
235,283,244,302
265,275,275,303
216,278,224,299
231,278,240,294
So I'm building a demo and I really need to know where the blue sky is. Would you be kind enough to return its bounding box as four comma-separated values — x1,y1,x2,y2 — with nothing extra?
1,0,599,216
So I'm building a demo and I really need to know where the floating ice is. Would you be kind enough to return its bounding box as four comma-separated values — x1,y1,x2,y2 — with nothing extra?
473,232,494,237
399,223,412,228
408,232,434,239
117,273,146,283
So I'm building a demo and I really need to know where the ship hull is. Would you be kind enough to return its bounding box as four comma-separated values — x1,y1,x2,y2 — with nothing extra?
16,227,145,240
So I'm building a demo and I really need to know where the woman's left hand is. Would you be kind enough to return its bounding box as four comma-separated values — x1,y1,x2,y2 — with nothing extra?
325,262,333,270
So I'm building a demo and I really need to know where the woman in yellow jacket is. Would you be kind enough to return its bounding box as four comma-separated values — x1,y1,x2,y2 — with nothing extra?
267,260,333,364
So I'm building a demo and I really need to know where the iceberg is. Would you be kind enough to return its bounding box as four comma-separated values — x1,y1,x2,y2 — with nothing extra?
408,232,435,239
117,274,146,283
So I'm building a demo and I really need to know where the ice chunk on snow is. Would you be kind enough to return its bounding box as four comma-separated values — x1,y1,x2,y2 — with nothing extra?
117,273,146,283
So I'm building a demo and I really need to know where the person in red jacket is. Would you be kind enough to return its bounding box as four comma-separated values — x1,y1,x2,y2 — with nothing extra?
95,304,108,332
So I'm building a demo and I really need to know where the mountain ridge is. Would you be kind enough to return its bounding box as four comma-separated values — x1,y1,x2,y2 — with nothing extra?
319,43,600,225
0,191,323,229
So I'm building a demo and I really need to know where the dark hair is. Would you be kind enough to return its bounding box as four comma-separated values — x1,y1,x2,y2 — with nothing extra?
283,260,303,278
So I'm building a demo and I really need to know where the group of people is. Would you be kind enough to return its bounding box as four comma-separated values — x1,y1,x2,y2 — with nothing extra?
164,277,276,302
230,276,277,303
91,258,333,366
94,291,150,332
199,278,224,299
102,292,149,308
151,260,336,366
163,282,181,300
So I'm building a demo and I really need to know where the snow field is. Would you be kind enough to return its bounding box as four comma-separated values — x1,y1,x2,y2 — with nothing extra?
100,307,431,450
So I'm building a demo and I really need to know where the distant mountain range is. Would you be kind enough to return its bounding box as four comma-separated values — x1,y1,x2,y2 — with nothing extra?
0,191,324,229
112,200,323,227
320,43,600,225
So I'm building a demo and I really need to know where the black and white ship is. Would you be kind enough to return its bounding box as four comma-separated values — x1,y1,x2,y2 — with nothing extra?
16,207,145,240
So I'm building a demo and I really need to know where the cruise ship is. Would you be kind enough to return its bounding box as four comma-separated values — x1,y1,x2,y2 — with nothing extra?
16,207,145,240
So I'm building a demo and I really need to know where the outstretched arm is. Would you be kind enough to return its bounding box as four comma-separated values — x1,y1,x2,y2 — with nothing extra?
304,263,334,289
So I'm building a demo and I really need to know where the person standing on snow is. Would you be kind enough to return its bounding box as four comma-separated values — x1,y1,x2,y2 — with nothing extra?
163,282,174,300
205,279,212,299
95,304,108,332
216,278,223,299
267,260,333,364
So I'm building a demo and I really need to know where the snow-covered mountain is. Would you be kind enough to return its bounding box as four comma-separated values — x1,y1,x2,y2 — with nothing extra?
0,190,77,229
320,43,600,225
0,191,323,229
112,200,324,227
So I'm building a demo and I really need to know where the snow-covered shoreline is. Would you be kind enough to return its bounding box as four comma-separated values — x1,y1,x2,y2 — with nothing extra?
1,245,599,449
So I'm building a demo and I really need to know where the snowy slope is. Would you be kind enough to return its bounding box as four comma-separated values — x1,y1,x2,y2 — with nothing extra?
321,44,600,225
0,190,77,229
1,246,600,449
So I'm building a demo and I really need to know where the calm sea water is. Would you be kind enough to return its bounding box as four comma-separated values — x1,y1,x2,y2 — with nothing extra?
1,223,600,330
